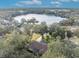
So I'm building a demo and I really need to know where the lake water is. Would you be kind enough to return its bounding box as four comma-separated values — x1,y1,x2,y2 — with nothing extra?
14,14,66,25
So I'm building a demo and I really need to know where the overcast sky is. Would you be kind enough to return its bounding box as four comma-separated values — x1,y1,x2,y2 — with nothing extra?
0,0,79,8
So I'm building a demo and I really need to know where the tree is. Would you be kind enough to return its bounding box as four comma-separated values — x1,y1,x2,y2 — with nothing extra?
48,23,59,35
27,17,38,24
24,24,33,35
66,30,73,39
33,22,48,39
59,17,75,26
48,23,65,40
21,18,26,24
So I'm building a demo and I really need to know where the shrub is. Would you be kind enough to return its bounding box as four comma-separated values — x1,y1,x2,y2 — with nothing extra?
42,39,76,58
73,47,79,57
0,31,37,58
74,29,79,38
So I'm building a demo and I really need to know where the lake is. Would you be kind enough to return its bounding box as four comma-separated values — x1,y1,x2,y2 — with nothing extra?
13,14,67,25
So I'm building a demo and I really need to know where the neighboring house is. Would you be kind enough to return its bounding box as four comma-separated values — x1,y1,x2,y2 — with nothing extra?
27,41,48,55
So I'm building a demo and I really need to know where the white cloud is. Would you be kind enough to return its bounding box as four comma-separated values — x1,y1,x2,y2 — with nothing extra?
51,0,79,3
60,0,79,2
16,0,42,6
51,1,61,4
32,0,42,4
72,0,79,2
16,3,23,7
54,4,61,7
51,1,62,7
59,0,71,2
51,0,79,8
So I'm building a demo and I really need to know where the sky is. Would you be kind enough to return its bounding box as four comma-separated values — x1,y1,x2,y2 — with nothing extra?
0,0,79,8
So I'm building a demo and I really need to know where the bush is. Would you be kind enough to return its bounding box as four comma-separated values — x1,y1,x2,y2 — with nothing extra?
73,47,79,57
74,29,79,38
42,39,76,58
66,30,73,39
42,40,65,58
0,31,37,58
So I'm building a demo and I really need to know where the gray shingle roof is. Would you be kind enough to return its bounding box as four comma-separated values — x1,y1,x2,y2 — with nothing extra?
28,41,48,55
